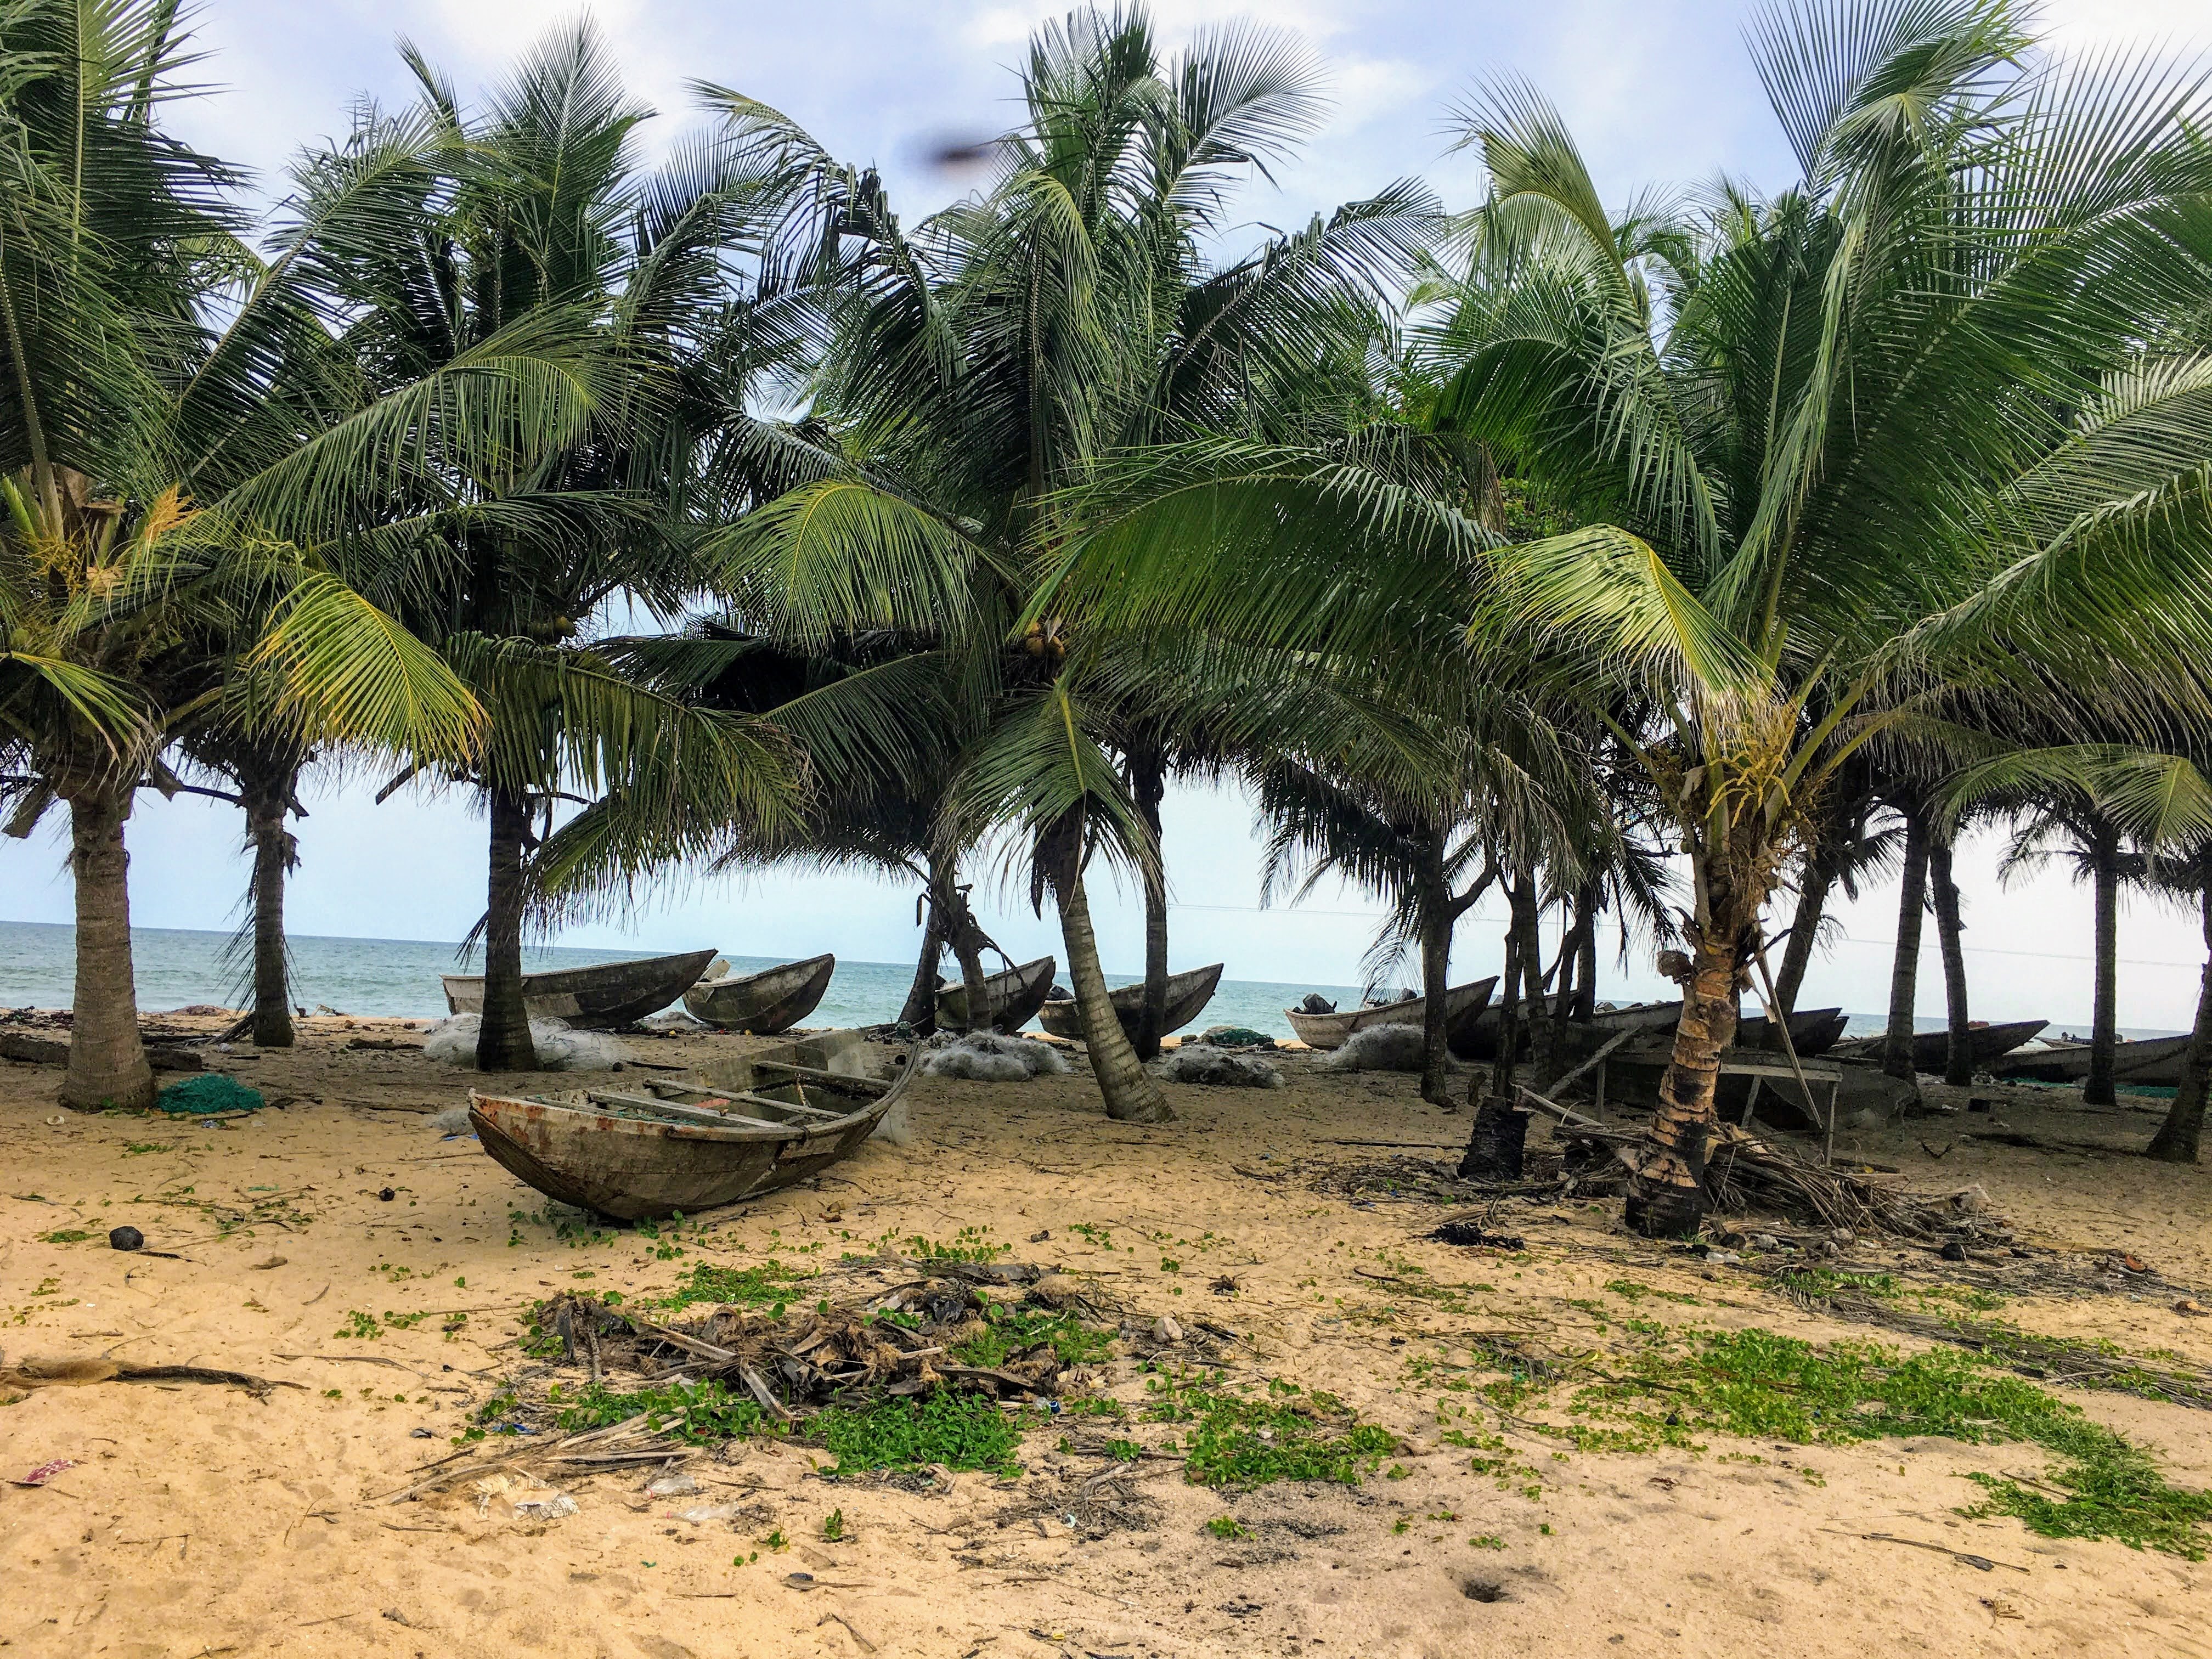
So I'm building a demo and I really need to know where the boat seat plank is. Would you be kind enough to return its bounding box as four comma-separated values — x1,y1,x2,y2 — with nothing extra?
582,1091,805,1133
743,1095,847,1121
749,1060,894,1094
724,1089,850,1123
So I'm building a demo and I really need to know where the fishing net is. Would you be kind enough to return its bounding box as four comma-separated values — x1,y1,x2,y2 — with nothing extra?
1158,1043,1283,1088
154,1074,264,1116
1196,1025,1277,1050
1327,1023,1429,1073
421,1014,627,1072
918,1032,1069,1081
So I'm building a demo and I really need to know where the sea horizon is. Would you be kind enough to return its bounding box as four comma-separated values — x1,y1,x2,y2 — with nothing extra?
1,917,2174,1041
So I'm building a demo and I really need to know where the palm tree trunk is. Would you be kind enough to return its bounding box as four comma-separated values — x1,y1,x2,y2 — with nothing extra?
1929,837,1971,1086
1624,897,1751,1239
1881,804,1929,1081
1773,846,1835,1018
937,878,994,1032
1548,884,1595,1076
1483,905,1523,1105
1417,833,1453,1107
2146,883,2212,1164
1462,906,1526,1176
476,786,539,1071
2086,842,2119,1108
900,895,945,1032
60,786,155,1111
1131,748,1169,1062
1573,899,1599,1020
246,794,296,1047
1057,868,1170,1123
1513,874,1553,1084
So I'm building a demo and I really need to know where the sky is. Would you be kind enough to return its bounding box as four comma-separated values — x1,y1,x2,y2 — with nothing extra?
2,0,2204,1027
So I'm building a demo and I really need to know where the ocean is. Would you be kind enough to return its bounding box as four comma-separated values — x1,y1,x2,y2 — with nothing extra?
0,919,1368,1040
2,918,2162,1042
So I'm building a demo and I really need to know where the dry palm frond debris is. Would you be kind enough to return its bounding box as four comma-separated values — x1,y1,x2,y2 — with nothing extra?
1560,1120,2013,1243
380,1256,1141,1501
1762,1276,2212,1411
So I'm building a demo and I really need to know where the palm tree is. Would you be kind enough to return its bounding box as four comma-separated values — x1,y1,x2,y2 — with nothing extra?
707,6,1434,1119
1050,0,2212,1231
278,25,826,1068
1946,745,2212,1160
0,1,486,1108
171,723,311,1046
1256,749,1501,1106
1994,798,2142,1106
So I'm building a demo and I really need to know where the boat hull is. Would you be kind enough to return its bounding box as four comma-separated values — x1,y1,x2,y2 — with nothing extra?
935,956,1057,1031
1830,1019,2049,1072
442,949,719,1031
1450,996,1680,1062
682,953,835,1033
1734,1007,1850,1058
467,1032,911,1222
1285,978,1498,1052
1036,963,1224,1042
1996,1032,2192,1085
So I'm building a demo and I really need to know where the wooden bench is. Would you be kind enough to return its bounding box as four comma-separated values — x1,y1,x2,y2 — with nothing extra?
1593,1043,1845,1160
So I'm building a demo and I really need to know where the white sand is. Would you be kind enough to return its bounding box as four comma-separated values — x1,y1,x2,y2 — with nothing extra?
0,1015,2206,1657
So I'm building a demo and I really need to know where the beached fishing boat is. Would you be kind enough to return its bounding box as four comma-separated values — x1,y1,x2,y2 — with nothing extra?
1996,1032,2193,1086
468,1031,913,1222
682,953,834,1033
1449,995,1680,1062
934,955,1057,1031
441,948,719,1031
1734,1006,1850,1057
1285,978,1498,1052
1035,963,1224,1042
1828,1018,2048,1072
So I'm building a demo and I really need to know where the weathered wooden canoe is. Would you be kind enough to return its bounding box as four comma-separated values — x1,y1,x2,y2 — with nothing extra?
1829,1018,2049,1072
682,953,835,1033
442,948,719,1031
1734,1007,1850,1058
1285,978,1498,1052
1449,995,1680,1062
1035,963,1224,1042
468,1031,913,1222
934,955,1058,1032
1996,1032,2193,1086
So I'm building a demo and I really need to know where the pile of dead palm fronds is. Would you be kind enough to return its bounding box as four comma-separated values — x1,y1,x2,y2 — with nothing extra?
1560,1118,2011,1243
375,1256,1115,1505
539,1257,1075,1413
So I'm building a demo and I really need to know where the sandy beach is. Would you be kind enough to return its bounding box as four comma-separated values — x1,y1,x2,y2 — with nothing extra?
1,1018,2207,1659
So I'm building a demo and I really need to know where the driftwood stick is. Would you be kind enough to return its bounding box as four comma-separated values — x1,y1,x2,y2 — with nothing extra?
1514,1082,1606,1129
1538,1026,1640,1102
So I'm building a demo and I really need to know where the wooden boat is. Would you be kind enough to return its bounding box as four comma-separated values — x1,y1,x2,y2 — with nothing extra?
468,1031,913,1222
1450,996,1680,1062
1996,1032,2193,1086
682,953,834,1033
441,948,719,1031
1829,1018,2048,1072
1285,978,1497,1052
1035,963,1224,1042
1734,1007,1850,1058
934,955,1057,1031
